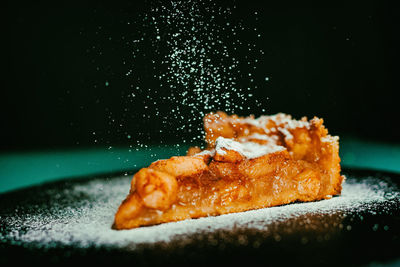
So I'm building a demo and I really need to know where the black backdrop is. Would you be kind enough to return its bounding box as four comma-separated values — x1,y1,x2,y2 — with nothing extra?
3,1,399,151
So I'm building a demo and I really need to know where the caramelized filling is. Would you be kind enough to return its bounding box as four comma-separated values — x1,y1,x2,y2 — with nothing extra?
113,112,344,230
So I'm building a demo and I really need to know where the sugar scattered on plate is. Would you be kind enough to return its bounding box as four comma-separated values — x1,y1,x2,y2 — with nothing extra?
1,175,398,250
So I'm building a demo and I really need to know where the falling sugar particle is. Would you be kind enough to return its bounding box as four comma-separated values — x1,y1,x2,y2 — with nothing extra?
108,0,270,148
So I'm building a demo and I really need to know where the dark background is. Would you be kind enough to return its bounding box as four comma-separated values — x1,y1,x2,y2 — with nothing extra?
2,0,399,152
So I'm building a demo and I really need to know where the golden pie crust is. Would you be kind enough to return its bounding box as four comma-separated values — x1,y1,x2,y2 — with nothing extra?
112,112,344,230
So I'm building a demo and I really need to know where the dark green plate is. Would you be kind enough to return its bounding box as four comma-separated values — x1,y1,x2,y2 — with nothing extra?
0,168,399,266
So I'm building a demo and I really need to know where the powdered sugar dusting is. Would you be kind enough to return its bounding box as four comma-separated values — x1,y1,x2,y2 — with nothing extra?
267,113,310,130
193,149,216,157
277,127,293,140
1,173,398,250
215,136,285,159
238,113,312,140
321,135,340,143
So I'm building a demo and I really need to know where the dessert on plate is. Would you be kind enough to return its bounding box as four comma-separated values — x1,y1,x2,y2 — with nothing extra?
113,111,344,230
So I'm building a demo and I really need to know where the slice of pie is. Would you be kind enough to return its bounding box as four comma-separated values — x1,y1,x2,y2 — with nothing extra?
112,111,344,230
